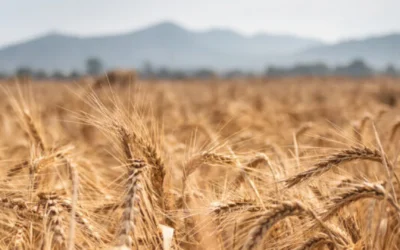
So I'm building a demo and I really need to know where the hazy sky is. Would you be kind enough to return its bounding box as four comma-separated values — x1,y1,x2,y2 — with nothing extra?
1,0,400,47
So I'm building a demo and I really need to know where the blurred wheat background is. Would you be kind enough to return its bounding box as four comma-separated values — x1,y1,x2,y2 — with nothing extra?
0,75,400,249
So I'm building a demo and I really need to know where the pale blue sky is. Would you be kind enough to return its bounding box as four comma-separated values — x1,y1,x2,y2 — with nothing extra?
1,0,400,47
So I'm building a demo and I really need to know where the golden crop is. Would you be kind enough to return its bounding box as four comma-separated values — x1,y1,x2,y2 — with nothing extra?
0,76,399,249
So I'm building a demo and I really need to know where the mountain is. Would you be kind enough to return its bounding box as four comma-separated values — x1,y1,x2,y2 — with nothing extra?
294,34,400,68
0,21,399,73
0,22,323,73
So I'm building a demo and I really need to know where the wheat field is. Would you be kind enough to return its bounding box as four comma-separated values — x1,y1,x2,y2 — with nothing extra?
1,76,400,250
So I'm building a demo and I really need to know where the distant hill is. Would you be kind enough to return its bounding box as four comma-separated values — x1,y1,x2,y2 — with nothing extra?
0,22,323,72
294,34,400,68
0,21,399,73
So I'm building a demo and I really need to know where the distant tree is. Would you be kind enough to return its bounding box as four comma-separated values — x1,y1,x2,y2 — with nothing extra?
52,70,65,80
266,63,331,77
384,64,398,77
290,63,330,76
335,59,373,77
0,71,7,79
69,70,81,79
142,61,154,78
33,70,48,80
192,68,216,79
16,67,33,77
170,70,188,80
225,69,245,78
14,67,33,82
86,58,103,76
266,66,286,77
157,67,171,79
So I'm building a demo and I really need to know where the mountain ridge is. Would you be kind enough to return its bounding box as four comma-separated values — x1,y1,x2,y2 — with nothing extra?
0,21,399,72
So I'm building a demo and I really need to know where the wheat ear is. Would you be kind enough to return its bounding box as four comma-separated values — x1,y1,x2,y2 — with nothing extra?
285,146,383,187
340,215,361,244
23,110,46,153
7,160,29,177
114,159,145,248
210,200,261,215
323,182,400,220
39,193,66,248
184,151,234,180
131,132,165,208
294,233,331,250
241,201,309,250
115,124,166,213
0,197,28,210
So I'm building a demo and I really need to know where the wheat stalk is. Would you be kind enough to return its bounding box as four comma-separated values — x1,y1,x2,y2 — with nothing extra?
66,157,79,249
59,199,100,242
390,119,400,142
11,221,26,250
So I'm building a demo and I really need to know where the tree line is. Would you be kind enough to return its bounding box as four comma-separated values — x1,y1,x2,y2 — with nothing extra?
266,60,399,77
0,58,104,80
0,58,399,80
